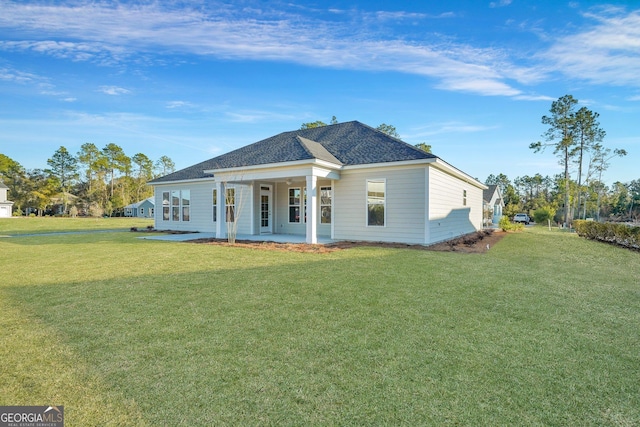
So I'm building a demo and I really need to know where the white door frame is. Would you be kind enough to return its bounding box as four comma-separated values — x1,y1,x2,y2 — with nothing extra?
260,184,273,234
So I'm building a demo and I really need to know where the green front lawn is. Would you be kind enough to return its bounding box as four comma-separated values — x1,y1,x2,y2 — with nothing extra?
0,217,154,235
1,222,638,426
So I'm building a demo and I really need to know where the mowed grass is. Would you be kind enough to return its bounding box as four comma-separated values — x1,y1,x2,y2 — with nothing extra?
0,216,154,235
1,219,639,426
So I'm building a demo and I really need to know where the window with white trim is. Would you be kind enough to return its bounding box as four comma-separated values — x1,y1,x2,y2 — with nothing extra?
289,187,302,223
162,191,170,221
367,180,385,226
463,189,467,206
212,188,217,222
163,190,190,221
320,186,331,224
171,190,180,221
226,188,235,222
182,190,190,221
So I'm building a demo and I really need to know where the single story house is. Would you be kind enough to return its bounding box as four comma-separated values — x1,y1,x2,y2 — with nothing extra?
124,197,155,218
0,182,13,218
483,185,504,226
149,121,487,245
49,192,80,215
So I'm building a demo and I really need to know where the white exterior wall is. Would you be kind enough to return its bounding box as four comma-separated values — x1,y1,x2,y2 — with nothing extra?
151,162,483,244
426,167,483,244
333,166,426,244
153,181,253,234
0,204,11,218
154,181,215,232
0,187,11,217
274,179,332,237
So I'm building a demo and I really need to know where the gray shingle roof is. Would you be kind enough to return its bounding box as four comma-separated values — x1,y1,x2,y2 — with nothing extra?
150,121,436,183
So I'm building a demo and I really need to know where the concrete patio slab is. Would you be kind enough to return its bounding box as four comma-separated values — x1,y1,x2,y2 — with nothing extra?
139,232,335,244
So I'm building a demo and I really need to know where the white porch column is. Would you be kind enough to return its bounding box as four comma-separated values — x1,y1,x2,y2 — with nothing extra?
306,175,317,244
330,179,335,240
216,181,227,239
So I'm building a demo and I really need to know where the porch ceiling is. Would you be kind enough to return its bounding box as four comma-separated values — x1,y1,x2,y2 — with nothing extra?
210,163,341,183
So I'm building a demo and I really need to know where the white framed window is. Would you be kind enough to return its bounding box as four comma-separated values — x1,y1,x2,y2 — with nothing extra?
164,190,190,221
226,188,235,222
463,189,467,206
212,188,217,222
289,187,302,223
162,191,170,221
182,190,190,221
171,190,180,221
320,186,331,224
367,179,385,227
150,208,154,217
140,207,144,216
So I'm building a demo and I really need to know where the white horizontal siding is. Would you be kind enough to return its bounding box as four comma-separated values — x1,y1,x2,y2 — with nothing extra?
427,167,482,244
333,167,426,244
274,180,332,237
154,181,214,232
153,181,253,234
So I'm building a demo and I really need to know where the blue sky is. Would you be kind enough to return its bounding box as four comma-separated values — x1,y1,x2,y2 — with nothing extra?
0,0,638,185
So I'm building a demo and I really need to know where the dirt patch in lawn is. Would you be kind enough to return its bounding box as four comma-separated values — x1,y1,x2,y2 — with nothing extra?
187,230,506,254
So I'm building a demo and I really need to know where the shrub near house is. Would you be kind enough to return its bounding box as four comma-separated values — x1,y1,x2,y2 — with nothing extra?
574,220,640,250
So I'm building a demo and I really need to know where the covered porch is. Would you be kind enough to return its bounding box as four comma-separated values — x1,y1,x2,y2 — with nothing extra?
209,159,341,245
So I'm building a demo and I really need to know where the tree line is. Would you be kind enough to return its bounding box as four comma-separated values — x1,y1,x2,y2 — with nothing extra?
485,172,640,225
487,95,635,224
0,143,175,216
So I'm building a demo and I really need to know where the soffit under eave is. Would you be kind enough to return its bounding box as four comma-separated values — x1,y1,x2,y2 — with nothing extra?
211,165,341,182
430,159,487,190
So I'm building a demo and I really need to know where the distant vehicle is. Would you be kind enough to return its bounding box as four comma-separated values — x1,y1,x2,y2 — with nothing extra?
513,213,530,224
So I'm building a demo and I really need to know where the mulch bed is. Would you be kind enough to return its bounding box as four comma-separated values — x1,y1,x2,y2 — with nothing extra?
187,231,506,254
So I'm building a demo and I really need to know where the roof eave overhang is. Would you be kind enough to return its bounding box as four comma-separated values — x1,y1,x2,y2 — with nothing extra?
342,158,435,170
149,177,215,186
432,158,488,190
343,157,487,190
203,158,343,175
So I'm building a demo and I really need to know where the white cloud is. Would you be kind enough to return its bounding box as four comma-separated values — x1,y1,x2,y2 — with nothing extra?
513,94,556,102
0,66,40,84
542,9,640,87
374,11,454,21
490,0,513,8
437,78,521,97
166,101,195,109
0,1,533,98
99,86,131,96
407,121,499,139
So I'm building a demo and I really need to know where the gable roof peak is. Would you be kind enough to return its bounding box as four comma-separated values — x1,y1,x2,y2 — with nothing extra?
296,135,343,165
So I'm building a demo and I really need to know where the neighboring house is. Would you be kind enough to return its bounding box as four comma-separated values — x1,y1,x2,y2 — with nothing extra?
124,197,155,218
50,192,80,215
483,185,504,226
149,121,487,245
0,181,13,218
